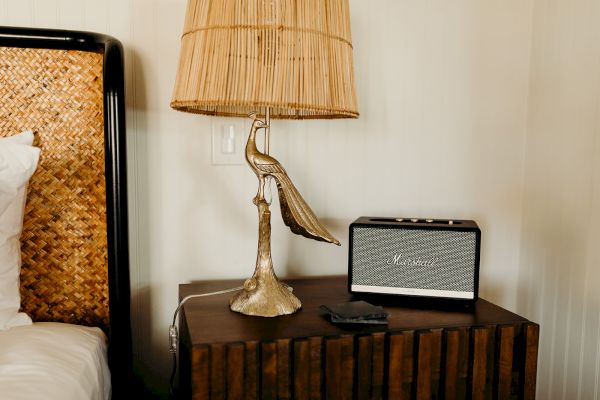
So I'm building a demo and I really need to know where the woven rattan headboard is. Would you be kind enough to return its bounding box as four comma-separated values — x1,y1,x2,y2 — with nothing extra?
0,27,131,397
1,46,109,328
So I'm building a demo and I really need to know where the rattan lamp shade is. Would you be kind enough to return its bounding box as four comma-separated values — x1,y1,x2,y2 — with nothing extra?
171,0,358,119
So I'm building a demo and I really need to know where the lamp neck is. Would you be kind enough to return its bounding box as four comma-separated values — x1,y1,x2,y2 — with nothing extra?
264,107,271,155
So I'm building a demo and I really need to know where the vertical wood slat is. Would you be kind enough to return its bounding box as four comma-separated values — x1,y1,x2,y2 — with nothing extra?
325,335,354,400
522,323,540,400
341,335,355,399
309,337,323,400
371,332,385,399
494,325,515,399
191,346,210,400
355,335,373,400
443,330,459,398
431,330,443,399
277,339,292,399
442,328,470,400
387,331,415,399
186,323,537,399
416,329,443,399
210,344,226,400
226,343,245,400
262,341,278,400
245,341,259,400
294,339,310,400
471,327,495,400
356,333,385,400
356,335,373,400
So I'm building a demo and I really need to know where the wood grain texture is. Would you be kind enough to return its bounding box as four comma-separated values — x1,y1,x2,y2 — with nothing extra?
210,344,226,400
183,325,538,400
522,323,539,400
277,339,292,399
442,328,470,400
416,329,443,399
387,331,415,399
471,326,495,400
244,341,259,400
179,277,539,399
352,331,385,400
430,330,443,398
371,333,386,399
356,335,373,400
325,335,354,400
226,344,244,400
261,341,278,400
309,337,323,400
494,325,515,399
371,332,385,399
191,346,210,400
293,339,310,400
180,277,529,345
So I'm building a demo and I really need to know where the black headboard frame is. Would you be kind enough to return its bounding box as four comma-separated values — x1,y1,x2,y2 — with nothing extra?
0,26,132,398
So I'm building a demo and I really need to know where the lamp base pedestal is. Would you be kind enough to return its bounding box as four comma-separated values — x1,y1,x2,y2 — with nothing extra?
229,198,301,317
229,273,301,317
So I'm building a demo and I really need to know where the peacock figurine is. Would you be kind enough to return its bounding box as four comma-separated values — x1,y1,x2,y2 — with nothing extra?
229,112,340,317
245,112,340,245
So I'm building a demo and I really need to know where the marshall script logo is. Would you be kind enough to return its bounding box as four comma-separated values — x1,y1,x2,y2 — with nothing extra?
386,253,439,268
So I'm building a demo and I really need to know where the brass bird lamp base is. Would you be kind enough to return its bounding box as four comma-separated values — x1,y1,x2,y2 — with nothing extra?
229,199,302,316
229,111,340,317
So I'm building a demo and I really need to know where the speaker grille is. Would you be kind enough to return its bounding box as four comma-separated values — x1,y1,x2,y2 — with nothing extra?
351,227,477,292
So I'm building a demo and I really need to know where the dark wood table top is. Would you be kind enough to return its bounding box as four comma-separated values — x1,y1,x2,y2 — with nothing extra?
180,275,529,346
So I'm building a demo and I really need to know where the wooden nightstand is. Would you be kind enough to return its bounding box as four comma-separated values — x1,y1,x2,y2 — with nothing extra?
178,276,538,399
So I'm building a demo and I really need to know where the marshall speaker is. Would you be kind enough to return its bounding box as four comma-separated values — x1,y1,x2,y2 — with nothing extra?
349,217,481,302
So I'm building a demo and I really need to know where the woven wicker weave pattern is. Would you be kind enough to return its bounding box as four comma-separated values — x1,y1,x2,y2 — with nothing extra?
0,47,109,330
171,0,359,119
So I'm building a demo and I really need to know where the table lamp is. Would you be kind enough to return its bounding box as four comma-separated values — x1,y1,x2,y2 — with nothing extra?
171,0,358,317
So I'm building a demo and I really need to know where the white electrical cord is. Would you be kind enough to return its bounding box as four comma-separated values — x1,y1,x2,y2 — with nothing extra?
168,285,243,353
168,285,243,399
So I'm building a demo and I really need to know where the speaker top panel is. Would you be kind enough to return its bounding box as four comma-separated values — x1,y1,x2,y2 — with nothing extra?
351,217,480,231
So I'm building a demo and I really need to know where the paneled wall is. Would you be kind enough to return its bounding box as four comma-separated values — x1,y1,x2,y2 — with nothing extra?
0,0,542,396
517,0,600,398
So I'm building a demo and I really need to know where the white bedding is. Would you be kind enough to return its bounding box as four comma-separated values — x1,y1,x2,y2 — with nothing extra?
0,322,110,400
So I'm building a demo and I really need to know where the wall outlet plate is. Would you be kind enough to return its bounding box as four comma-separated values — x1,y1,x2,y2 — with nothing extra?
211,117,250,165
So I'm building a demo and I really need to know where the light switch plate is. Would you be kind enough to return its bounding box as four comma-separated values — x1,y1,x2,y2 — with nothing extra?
211,117,250,165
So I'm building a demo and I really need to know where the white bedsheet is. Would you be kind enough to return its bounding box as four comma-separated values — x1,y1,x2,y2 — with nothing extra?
0,322,110,400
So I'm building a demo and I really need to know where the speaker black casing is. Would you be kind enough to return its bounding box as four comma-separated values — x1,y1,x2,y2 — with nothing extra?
348,217,481,303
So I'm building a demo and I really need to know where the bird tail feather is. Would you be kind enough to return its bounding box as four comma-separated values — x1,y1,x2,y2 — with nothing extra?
272,172,340,245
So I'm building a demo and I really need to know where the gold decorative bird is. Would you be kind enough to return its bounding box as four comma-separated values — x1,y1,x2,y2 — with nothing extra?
246,112,340,245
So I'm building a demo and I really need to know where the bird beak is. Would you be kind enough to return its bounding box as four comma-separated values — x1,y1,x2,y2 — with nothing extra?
263,124,269,129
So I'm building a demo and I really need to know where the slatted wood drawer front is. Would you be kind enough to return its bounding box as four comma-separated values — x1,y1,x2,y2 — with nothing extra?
179,278,539,399
185,322,538,399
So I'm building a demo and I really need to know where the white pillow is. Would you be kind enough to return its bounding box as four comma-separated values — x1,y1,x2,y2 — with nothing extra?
0,131,40,330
